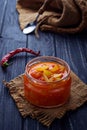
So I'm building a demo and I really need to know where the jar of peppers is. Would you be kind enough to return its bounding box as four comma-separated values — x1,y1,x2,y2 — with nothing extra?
24,56,71,108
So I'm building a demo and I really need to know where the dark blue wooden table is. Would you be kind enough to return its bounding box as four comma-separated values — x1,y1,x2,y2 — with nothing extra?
0,0,87,130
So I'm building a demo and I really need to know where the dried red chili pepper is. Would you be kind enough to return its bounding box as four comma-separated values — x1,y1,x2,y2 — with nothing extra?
0,48,40,67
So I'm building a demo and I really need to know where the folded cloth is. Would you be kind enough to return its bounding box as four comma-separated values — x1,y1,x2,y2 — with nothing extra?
3,71,87,126
17,0,87,35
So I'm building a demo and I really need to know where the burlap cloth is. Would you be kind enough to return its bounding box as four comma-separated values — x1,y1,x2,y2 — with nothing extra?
3,71,87,127
17,0,87,36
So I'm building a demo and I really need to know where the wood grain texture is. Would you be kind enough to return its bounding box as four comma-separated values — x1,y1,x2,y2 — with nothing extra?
0,0,7,35
0,38,26,130
0,0,87,129
54,33,87,83
1,0,26,42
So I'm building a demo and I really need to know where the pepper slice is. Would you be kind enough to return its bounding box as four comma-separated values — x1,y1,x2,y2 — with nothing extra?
29,62,67,82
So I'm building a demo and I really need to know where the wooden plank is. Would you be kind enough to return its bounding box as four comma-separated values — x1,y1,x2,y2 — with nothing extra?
1,0,26,42
0,0,7,35
0,38,26,130
66,103,87,130
54,33,87,130
54,33,87,83
27,32,55,60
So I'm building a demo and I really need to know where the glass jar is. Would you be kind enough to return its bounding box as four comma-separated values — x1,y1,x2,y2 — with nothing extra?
24,56,71,108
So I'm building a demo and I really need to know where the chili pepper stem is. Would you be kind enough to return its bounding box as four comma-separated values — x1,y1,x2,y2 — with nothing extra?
3,62,9,67
2,62,13,67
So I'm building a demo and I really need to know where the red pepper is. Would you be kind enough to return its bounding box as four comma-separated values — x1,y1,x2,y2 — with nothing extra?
0,48,40,67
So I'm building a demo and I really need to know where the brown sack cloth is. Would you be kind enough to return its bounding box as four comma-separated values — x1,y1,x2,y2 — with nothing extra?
3,71,87,127
17,0,87,35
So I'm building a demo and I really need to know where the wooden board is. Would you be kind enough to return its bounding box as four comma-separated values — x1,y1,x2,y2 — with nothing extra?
0,0,87,130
